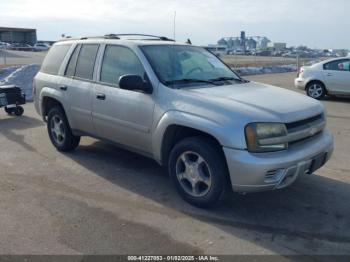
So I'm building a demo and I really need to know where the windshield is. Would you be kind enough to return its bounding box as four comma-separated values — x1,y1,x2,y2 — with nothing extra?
141,45,241,87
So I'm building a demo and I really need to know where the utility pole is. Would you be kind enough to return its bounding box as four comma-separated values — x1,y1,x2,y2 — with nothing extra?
2,45,7,66
173,11,177,41
296,55,300,74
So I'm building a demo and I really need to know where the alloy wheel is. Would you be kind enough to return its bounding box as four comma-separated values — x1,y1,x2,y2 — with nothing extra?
50,115,66,145
307,84,324,99
175,151,212,197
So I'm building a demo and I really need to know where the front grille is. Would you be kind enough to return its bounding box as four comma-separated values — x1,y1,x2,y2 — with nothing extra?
286,114,325,146
286,114,323,130
289,132,323,147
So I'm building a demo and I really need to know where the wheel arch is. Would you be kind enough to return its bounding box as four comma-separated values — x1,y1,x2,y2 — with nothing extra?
41,96,66,122
153,111,229,164
305,79,327,92
160,124,225,168
39,87,67,121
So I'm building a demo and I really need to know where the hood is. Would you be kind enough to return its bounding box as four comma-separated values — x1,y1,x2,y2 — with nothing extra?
184,81,324,123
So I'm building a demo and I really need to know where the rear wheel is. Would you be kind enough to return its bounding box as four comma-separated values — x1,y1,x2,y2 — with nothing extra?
14,106,24,116
47,106,80,151
306,82,326,100
168,137,228,208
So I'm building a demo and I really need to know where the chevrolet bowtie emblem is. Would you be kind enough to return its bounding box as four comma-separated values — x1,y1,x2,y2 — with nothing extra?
309,127,318,136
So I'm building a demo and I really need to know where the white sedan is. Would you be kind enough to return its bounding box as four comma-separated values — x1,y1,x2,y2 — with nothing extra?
295,57,350,99
34,43,50,51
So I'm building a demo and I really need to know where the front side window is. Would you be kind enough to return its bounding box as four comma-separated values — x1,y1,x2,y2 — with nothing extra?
41,44,71,75
75,44,99,80
141,45,240,87
100,45,145,86
324,60,350,71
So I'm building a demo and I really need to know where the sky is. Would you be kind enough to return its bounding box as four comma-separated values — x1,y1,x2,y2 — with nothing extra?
0,0,349,49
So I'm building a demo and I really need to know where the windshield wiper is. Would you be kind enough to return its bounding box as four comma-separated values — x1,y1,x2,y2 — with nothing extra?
165,78,222,86
209,76,248,83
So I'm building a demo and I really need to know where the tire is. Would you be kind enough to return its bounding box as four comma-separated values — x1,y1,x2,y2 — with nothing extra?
168,137,228,208
4,107,14,115
47,106,80,151
306,82,326,100
14,106,24,116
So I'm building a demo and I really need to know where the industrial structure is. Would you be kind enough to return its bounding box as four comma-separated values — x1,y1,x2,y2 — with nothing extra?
267,42,287,51
216,31,286,54
0,27,37,45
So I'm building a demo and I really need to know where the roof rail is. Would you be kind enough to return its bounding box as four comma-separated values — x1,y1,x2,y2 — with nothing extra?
106,34,174,41
58,34,174,42
58,36,115,42
75,35,120,40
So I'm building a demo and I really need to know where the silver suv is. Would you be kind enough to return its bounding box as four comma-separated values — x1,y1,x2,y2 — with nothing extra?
34,34,334,207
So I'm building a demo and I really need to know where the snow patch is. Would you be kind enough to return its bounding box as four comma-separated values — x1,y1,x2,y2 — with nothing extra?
0,65,21,79
0,64,40,101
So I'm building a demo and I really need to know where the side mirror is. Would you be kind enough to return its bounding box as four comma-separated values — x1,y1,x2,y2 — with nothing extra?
119,75,153,94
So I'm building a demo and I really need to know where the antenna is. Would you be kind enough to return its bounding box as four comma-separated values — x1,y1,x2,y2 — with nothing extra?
171,11,177,90
173,11,177,41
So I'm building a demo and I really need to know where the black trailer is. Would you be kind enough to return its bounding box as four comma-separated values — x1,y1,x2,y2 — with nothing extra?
0,85,25,116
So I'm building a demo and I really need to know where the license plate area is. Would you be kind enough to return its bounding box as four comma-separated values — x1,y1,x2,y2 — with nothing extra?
308,153,327,174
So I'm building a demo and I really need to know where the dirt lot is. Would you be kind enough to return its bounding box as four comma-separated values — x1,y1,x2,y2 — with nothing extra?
0,72,349,255
0,50,46,66
221,55,312,68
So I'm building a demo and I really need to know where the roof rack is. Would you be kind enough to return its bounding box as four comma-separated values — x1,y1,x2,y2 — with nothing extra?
59,34,174,42
106,34,174,41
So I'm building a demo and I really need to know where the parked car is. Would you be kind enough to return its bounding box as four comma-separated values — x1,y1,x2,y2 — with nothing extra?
0,42,11,49
233,50,245,55
9,43,34,51
34,43,50,51
295,57,350,99
34,34,334,207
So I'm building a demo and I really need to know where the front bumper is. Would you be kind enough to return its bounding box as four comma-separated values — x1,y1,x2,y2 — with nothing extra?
295,77,307,90
223,129,334,193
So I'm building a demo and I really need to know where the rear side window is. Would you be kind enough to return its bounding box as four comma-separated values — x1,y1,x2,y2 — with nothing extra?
65,45,81,77
100,45,145,85
323,59,350,71
75,44,99,80
41,45,71,75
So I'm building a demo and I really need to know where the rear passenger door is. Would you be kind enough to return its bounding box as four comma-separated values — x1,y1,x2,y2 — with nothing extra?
63,44,99,135
92,45,155,154
323,59,350,93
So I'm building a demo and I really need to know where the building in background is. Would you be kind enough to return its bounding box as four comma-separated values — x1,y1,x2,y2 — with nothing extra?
217,31,272,54
203,44,228,57
0,27,37,45
267,42,287,51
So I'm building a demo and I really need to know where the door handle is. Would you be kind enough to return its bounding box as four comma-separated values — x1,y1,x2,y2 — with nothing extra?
326,73,332,76
96,93,106,100
60,85,68,91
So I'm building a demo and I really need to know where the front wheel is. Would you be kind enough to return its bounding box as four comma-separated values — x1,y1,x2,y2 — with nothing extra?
306,82,326,100
168,137,228,208
47,106,80,151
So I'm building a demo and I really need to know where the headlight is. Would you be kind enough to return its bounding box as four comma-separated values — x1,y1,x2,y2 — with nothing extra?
245,123,288,152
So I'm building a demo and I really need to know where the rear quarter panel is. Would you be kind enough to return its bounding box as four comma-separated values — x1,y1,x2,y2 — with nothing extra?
303,68,326,88
35,72,73,124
